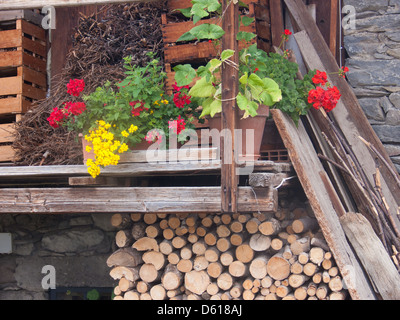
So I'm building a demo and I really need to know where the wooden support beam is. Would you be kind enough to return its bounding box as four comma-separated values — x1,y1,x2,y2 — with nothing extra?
0,186,277,214
0,0,156,10
221,0,239,213
269,0,285,47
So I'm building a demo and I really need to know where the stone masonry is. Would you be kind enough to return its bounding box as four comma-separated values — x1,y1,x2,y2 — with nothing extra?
343,0,400,172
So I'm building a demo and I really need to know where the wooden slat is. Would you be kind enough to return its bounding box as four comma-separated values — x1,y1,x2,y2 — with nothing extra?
269,0,284,47
166,0,255,11
0,96,31,115
0,145,15,162
22,66,47,88
271,108,376,300
0,123,16,143
0,77,22,96
0,10,44,25
0,186,277,214
20,19,46,41
0,29,22,49
284,0,400,214
0,51,46,73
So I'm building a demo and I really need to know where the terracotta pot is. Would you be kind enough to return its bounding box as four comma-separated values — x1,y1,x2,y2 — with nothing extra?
206,105,270,161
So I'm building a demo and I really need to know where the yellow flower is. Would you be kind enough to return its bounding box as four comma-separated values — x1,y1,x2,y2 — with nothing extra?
161,100,169,105
85,146,92,153
154,100,160,106
128,125,138,134
118,143,129,154
121,130,129,138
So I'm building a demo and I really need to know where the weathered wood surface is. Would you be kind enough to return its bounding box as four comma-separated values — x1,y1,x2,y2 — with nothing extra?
221,0,239,213
340,213,400,300
0,186,278,214
285,0,400,227
0,0,156,10
271,108,375,300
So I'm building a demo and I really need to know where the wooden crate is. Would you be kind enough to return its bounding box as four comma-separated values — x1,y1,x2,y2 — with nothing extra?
0,119,17,162
0,19,47,116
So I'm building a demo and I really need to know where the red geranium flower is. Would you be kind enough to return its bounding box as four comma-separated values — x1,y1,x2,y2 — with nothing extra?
65,101,86,116
169,115,186,135
67,79,85,97
312,70,328,86
47,107,68,128
130,101,149,116
284,29,292,36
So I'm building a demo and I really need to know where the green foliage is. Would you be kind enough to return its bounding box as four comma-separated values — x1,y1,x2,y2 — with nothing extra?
86,289,100,301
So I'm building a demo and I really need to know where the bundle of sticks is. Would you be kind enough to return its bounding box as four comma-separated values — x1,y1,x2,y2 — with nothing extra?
13,1,166,166
107,208,348,300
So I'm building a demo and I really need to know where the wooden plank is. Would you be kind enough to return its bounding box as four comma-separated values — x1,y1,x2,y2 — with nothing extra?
221,0,239,213
119,147,218,163
0,29,22,49
20,19,46,41
166,0,255,11
284,0,400,215
0,10,44,25
0,145,15,162
292,29,400,231
271,108,376,300
0,51,46,73
0,0,156,10
0,186,277,214
269,0,284,47
22,66,47,88
0,123,16,143
340,212,400,300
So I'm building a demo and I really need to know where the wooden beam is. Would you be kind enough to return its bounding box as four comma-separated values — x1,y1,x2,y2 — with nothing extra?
221,0,239,213
340,212,400,300
271,108,376,300
269,0,285,47
0,0,156,10
0,186,277,214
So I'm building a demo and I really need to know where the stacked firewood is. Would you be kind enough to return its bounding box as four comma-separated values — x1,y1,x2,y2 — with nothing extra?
107,209,348,300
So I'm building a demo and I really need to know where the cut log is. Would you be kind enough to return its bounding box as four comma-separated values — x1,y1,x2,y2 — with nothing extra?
119,277,135,292
115,230,133,248
186,214,198,227
292,216,319,234
288,274,309,289
303,262,318,277
207,262,223,279
146,225,161,238
322,258,332,270
307,282,317,297
271,238,284,251
230,233,244,246
276,285,291,298
242,289,255,300
249,255,269,279
329,291,346,300
162,264,183,291
205,247,219,262
185,270,210,295
217,272,233,291
249,234,271,252
312,272,322,285
207,282,219,296
130,213,142,222
107,248,143,268
298,252,309,265
216,238,231,252
193,255,209,271
139,264,160,283
132,237,159,252
136,281,149,293
259,218,281,236
204,232,218,246
168,216,181,229
267,253,290,280
196,226,207,237
235,243,254,263
228,260,248,278
322,271,331,284
111,213,131,229
177,259,193,273
230,221,243,233
140,293,152,300
142,251,165,271
230,283,243,299
150,284,166,300
246,218,261,234
282,245,293,260
109,266,140,282
180,246,193,260
316,284,329,300
192,240,207,256
171,236,187,249
201,217,213,228
159,240,173,256
261,276,273,288
220,250,234,266
216,225,231,238
290,261,303,275
328,276,344,293
144,213,158,225
163,228,175,240
124,290,140,300
290,237,310,255
309,247,325,266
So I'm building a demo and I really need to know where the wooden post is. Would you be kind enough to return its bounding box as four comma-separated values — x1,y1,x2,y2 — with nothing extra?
221,0,239,213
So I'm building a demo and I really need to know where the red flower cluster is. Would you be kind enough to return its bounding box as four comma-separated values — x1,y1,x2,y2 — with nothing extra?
172,82,191,109
284,29,292,36
145,130,163,145
308,85,341,112
339,66,349,78
130,101,149,117
67,79,85,97
168,115,186,135
48,80,87,128
312,70,328,86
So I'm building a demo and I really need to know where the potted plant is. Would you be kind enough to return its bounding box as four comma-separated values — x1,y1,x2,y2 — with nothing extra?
47,53,199,178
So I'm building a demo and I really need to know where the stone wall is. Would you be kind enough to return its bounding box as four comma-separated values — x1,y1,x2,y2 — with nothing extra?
343,0,400,172
0,214,117,300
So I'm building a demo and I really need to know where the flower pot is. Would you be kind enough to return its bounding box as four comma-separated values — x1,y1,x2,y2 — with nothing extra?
206,105,270,161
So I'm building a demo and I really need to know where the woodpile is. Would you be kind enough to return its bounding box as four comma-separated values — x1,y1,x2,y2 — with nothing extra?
107,208,349,300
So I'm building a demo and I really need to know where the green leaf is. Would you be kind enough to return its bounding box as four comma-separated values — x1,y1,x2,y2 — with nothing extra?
191,3,210,20
236,92,249,111
236,31,256,42
177,7,192,18
221,49,235,61
239,72,248,86
262,78,282,103
240,16,254,27
177,31,196,42
189,24,225,40
173,64,197,86
209,99,222,117
189,77,216,98
208,59,222,72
